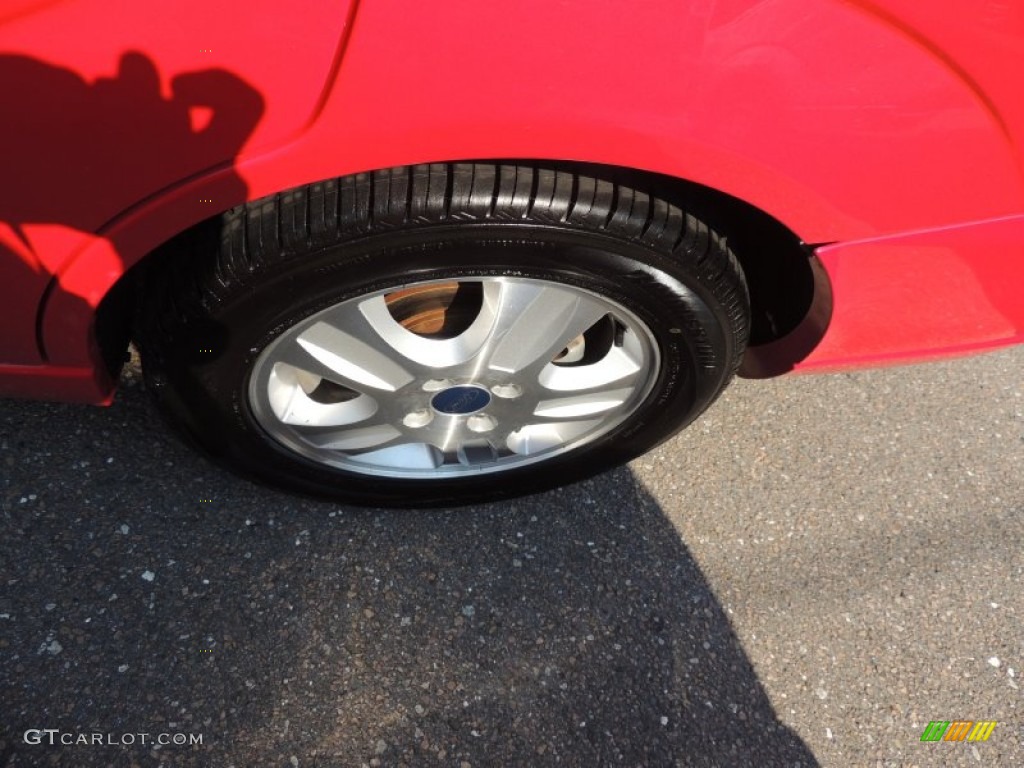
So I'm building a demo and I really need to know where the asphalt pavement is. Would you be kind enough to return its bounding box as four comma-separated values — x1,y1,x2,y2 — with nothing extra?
1,346,1021,767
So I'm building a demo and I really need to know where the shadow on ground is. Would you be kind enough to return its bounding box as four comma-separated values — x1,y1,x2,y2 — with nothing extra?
0,368,817,767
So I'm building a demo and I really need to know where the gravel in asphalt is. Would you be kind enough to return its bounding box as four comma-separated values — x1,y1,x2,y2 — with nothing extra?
1,346,1021,767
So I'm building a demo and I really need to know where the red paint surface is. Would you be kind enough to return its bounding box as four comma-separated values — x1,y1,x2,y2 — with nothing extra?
0,0,353,368
800,215,1024,370
1,0,1022,401
0,363,111,404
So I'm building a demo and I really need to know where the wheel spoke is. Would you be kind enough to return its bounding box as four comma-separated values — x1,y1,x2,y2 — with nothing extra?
353,292,501,369
264,361,377,426
296,422,402,451
346,442,444,470
532,387,635,420
505,419,603,456
538,345,644,393
283,314,415,393
481,280,609,374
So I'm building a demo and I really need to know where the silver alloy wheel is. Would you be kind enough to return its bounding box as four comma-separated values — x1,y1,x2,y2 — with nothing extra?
247,277,659,479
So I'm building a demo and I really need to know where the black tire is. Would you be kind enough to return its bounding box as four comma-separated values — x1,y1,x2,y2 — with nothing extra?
138,163,749,507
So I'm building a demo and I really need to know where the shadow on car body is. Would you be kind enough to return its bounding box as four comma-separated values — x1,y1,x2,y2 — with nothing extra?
0,50,261,380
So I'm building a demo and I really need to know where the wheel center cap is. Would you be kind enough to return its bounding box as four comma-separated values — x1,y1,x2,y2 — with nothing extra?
431,385,491,415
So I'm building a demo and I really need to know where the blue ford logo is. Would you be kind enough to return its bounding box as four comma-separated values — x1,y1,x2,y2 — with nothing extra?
431,386,491,415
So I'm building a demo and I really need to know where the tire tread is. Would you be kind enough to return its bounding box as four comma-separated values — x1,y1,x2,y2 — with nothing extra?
141,162,749,377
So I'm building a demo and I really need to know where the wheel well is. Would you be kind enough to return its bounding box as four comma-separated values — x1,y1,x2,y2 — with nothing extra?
521,161,824,346
97,160,829,380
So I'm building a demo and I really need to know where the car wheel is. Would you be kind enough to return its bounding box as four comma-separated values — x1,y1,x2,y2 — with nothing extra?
138,164,749,506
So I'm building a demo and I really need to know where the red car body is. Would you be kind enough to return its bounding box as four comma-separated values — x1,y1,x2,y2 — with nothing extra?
2,0,1023,403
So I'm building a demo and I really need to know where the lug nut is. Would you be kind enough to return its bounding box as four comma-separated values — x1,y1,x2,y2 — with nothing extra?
491,383,523,399
403,409,433,428
467,414,497,433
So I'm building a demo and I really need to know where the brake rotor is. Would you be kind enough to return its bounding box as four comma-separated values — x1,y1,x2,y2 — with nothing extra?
384,281,481,338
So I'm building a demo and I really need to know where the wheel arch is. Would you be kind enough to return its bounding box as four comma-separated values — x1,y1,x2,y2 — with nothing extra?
89,160,825,388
